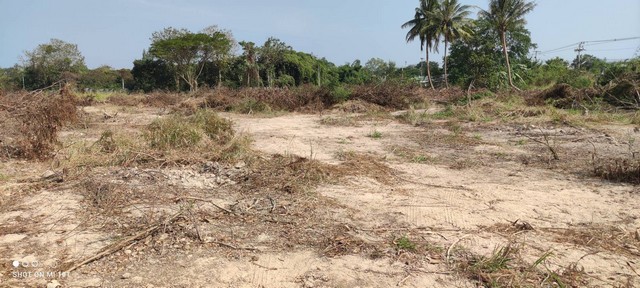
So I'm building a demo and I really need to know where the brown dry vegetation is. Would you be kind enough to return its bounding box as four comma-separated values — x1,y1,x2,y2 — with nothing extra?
0,86,78,160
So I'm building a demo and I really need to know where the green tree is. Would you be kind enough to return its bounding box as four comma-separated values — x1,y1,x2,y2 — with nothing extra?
21,39,87,89
258,37,292,87
480,0,536,90
149,27,232,92
430,0,473,88
402,0,440,89
131,59,176,92
78,66,119,90
239,41,262,87
448,18,534,89
364,58,398,81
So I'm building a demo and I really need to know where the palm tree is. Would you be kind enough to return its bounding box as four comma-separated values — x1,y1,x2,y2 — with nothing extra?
402,0,440,90
430,0,473,88
480,0,536,90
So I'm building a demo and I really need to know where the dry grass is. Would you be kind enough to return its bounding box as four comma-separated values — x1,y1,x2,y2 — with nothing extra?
59,109,252,176
544,224,640,258
106,92,185,107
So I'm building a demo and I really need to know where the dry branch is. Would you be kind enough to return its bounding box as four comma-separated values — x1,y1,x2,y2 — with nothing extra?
174,196,234,214
64,212,183,273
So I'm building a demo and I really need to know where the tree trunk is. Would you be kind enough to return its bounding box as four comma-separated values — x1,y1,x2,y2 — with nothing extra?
501,31,519,91
444,40,449,88
426,49,435,90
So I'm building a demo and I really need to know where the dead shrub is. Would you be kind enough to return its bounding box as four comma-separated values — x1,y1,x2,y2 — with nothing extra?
593,157,640,184
82,178,125,211
0,87,78,160
350,82,425,109
143,91,184,107
107,93,145,106
106,92,184,107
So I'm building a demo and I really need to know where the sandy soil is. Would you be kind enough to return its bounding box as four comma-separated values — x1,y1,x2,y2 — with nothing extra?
1,105,638,287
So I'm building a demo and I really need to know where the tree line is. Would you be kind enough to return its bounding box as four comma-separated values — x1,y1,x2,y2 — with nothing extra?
0,0,637,93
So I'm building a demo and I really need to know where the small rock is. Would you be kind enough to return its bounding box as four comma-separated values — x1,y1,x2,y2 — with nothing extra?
121,273,132,279
47,280,61,288
132,276,144,284
234,161,246,169
41,170,56,179
124,249,132,255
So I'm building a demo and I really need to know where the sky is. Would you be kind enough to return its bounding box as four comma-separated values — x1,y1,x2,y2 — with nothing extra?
0,0,639,69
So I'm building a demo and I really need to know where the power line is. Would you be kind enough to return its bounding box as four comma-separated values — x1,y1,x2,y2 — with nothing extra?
588,47,637,52
539,36,640,55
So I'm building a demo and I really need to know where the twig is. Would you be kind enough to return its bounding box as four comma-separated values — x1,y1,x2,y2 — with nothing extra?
447,234,471,262
208,240,261,251
523,129,560,160
397,274,411,286
64,212,182,273
175,196,233,214
627,261,640,277
251,261,278,271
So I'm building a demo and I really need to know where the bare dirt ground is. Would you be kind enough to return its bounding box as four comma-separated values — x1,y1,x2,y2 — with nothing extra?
1,103,639,287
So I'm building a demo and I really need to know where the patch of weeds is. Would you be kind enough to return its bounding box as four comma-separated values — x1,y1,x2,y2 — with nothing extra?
395,236,416,251
233,98,273,114
450,158,481,170
396,106,431,126
319,116,358,126
412,155,431,163
473,134,482,141
432,105,455,120
516,139,527,146
447,121,464,137
457,244,586,288
0,173,8,182
369,129,383,139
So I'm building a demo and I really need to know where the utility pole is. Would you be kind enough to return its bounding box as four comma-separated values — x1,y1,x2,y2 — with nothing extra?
533,50,540,62
420,58,424,85
574,42,585,69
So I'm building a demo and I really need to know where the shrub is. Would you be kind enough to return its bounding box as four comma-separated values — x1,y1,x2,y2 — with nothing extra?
146,116,202,149
330,85,352,103
145,110,236,150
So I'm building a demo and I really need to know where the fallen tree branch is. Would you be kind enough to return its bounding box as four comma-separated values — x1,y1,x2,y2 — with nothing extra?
64,212,183,273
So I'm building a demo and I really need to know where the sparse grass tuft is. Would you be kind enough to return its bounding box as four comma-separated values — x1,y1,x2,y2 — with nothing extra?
395,236,417,251
369,129,383,139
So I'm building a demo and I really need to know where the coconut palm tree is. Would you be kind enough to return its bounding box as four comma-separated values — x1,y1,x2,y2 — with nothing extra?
430,0,473,88
402,0,440,90
480,0,536,90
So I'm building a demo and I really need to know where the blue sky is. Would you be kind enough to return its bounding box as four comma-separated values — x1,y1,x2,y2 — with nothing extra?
1,0,639,69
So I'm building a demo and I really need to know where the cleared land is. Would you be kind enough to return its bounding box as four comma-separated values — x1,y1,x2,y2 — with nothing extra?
1,90,639,287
